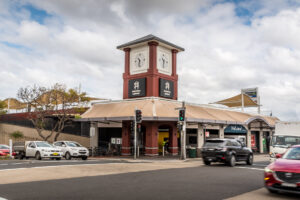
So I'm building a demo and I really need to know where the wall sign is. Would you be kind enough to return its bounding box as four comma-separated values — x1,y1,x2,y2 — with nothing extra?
224,125,247,134
128,78,146,97
159,78,174,98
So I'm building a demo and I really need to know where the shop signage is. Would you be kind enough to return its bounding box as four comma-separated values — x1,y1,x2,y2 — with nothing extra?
205,131,210,137
224,125,247,134
111,138,122,145
242,87,258,103
128,78,146,97
159,78,174,98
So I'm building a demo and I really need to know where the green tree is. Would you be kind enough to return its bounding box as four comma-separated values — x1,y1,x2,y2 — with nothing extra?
0,100,7,115
17,83,89,141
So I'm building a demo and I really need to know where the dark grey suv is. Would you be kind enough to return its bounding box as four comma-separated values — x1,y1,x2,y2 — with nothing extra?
201,138,253,167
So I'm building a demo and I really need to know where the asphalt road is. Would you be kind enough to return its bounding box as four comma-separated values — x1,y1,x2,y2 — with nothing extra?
0,160,276,200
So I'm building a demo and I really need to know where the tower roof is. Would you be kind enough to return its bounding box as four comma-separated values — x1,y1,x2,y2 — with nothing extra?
117,34,185,51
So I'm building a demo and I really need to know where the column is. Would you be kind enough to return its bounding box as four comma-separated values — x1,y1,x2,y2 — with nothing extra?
90,122,98,148
145,122,158,156
246,128,251,148
169,123,178,155
121,121,131,156
218,125,224,139
259,130,264,153
123,48,130,99
197,124,204,157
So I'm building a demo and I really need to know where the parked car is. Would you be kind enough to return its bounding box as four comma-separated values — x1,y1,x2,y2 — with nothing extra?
201,138,253,167
53,141,89,160
0,144,10,156
264,145,300,194
13,141,62,160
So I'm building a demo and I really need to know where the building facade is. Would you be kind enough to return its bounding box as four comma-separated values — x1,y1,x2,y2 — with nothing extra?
80,35,278,156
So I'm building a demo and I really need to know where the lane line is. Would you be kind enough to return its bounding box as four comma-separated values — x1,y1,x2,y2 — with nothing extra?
0,164,8,166
235,166,264,171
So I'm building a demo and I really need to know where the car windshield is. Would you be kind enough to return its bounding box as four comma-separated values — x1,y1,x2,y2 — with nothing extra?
282,147,300,160
66,142,81,147
0,145,9,149
203,140,226,147
272,136,300,147
36,142,52,148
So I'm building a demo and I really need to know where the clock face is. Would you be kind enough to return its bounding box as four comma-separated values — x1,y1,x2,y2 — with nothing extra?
157,46,172,75
158,53,169,69
134,53,146,68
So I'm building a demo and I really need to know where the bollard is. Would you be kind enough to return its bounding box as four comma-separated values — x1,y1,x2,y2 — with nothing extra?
9,139,13,158
162,146,164,157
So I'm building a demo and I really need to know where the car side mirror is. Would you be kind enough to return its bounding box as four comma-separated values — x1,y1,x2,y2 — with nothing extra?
275,153,282,158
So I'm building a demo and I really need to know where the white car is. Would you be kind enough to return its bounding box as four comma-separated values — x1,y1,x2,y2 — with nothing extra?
26,141,62,160
53,141,89,160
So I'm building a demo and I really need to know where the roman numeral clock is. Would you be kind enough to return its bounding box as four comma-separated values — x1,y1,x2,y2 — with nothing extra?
117,34,184,100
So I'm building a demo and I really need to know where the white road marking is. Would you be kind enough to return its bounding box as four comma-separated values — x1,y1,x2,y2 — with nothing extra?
235,166,264,171
0,162,123,172
252,164,268,167
0,197,8,200
0,164,8,166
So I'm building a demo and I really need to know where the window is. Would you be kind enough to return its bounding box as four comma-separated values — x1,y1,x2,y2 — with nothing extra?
54,142,63,147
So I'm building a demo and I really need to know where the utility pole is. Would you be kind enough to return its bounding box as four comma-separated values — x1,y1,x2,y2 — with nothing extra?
180,101,186,160
241,89,244,112
134,107,137,160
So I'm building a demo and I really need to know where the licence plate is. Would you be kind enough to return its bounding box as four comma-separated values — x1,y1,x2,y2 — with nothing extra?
53,153,58,156
281,183,297,188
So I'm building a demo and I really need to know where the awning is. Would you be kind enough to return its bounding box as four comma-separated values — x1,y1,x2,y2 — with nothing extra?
213,94,258,108
79,98,277,127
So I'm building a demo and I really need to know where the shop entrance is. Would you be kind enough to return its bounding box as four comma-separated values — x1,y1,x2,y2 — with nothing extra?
158,125,170,155
97,128,122,156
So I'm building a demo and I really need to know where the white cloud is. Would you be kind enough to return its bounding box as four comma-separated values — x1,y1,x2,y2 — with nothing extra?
1,1,300,120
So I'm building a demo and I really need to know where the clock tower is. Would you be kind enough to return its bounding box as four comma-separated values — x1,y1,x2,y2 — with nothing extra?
117,34,184,100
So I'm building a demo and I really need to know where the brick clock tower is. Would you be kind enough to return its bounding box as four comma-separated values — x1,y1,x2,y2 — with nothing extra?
117,34,184,100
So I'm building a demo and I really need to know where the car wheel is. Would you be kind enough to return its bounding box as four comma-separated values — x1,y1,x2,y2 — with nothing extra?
246,154,253,165
65,152,71,160
267,188,278,194
35,152,42,160
82,156,88,160
228,155,236,167
204,160,211,165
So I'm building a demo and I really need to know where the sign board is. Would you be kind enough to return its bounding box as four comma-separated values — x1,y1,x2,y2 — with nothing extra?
205,131,210,137
159,78,174,98
111,138,122,145
90,127,95,137
224,125,247,134
128,78,146,97
116,138,122,145
111,138,116,144
242,87,258,103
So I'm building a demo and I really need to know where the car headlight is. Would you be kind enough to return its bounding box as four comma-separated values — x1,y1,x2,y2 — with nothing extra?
264,167,273,173
71,148,78,151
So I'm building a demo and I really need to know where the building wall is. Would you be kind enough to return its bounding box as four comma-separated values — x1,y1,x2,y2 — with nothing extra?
0,123,90,147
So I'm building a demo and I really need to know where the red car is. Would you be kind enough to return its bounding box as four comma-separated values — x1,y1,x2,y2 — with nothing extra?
0,144,10,156
264,145,300,194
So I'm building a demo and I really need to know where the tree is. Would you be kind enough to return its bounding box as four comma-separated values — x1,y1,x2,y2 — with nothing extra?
17,83,89,141
0,100,7,115
10,131,24,140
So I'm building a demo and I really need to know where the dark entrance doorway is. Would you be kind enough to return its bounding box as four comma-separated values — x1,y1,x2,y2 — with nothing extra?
98,128,122,156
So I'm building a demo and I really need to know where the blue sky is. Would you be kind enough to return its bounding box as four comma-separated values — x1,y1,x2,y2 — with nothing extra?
1,0,300,121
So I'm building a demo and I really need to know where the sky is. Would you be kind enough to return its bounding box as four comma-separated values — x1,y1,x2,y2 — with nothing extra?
1,0,300,121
